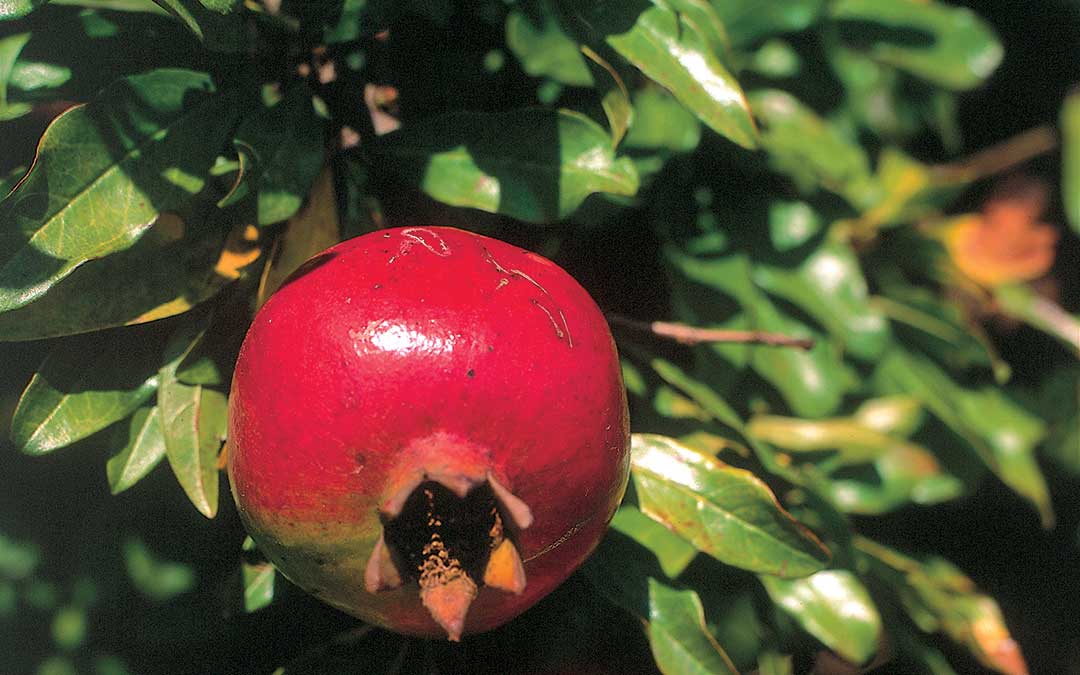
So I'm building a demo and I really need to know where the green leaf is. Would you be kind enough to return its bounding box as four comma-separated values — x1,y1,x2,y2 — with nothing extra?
830,0,1002,91
374,108,638,223
647,579,739,675
761,570,882,664
242,561,275,612
558,0,758,149
767,200,820,252
856,538,1029,675
10,333,160,455
106,406,166,494
122,538,195,601
747,414,901,464
1063,91,1080,235
749,89,874,206
580,44,633,147
624,87,702,153
0,213,230,341
710,0,825,46
611,506,699,579
0,32,32,121
853,396,924,437
630,434,830,577
198,0,236,12
0,0,46,20
158,321,227,518
875,349,1053,527
0,31,30,119
150,0,244,49
9,60,72,93
754,241,890,360
228,84,326,225
506,3,593,86
994,283,1080,355
823,442,964,514
0,69,237,314
666,247,852,417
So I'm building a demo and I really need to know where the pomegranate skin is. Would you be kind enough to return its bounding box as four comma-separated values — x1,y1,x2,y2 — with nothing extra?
228,226,630,637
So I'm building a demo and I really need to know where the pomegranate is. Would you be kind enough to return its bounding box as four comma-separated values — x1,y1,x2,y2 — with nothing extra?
228,226,630,640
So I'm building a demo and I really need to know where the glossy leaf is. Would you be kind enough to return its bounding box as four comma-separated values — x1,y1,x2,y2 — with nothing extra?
0,32,31,120
506,4,592,86
630,434,830,577
747,415,900,464
0,0,45,20
830,0,1003,91
754,241,891,359
647,579,739,675
0,69,236,314
0,213,229,341
374,108,638,223
761,570,882,664
558,0,758,149
749,89,874,206
229,84,327,225
611,506,698,579
1062,92,1080,234
10,333,160,455
198,0,237,13
158,322,226,518
580,45,632,147
106,406,166,495
710,0,825,46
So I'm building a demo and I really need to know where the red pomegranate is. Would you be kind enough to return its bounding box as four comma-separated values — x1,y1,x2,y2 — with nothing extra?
227,226,630,640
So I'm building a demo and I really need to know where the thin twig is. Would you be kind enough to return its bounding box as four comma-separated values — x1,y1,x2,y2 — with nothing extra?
607,315,814,350
936,125,1058,181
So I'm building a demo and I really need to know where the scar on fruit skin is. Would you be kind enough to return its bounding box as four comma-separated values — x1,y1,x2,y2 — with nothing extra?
523,515,592,563
481,247,574,348
387,228,452,264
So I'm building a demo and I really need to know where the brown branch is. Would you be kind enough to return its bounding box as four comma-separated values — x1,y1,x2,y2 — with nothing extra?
608,315,814,350
936,125,1058,181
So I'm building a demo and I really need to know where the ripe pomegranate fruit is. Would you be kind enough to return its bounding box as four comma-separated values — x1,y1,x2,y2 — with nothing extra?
228,226,630,640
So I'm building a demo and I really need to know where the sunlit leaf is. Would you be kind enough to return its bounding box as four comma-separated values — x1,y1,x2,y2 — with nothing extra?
11,333,160,455
754,241,891,360
558,0,758,149
158,321,227,518
611,506,698,579
647,579,739,675
0,0,46,20
106,406,166,495
0,213,230,341
0,32,31,120
852,396,923,437
0,69,237,313
242,561,275,612
749,89,874,206
761,570,882,664
630,434,830,577
830,0,1002,91
374,108,638,223
506,3,592,86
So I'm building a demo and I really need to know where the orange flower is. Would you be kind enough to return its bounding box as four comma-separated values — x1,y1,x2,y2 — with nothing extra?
944,176,1058,286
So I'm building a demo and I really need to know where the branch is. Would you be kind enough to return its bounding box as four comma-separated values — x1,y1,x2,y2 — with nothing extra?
607,315,814,350
936,126,1058,181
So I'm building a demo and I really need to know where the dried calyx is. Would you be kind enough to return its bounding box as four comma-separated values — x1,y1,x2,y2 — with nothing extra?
364,474,532,640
